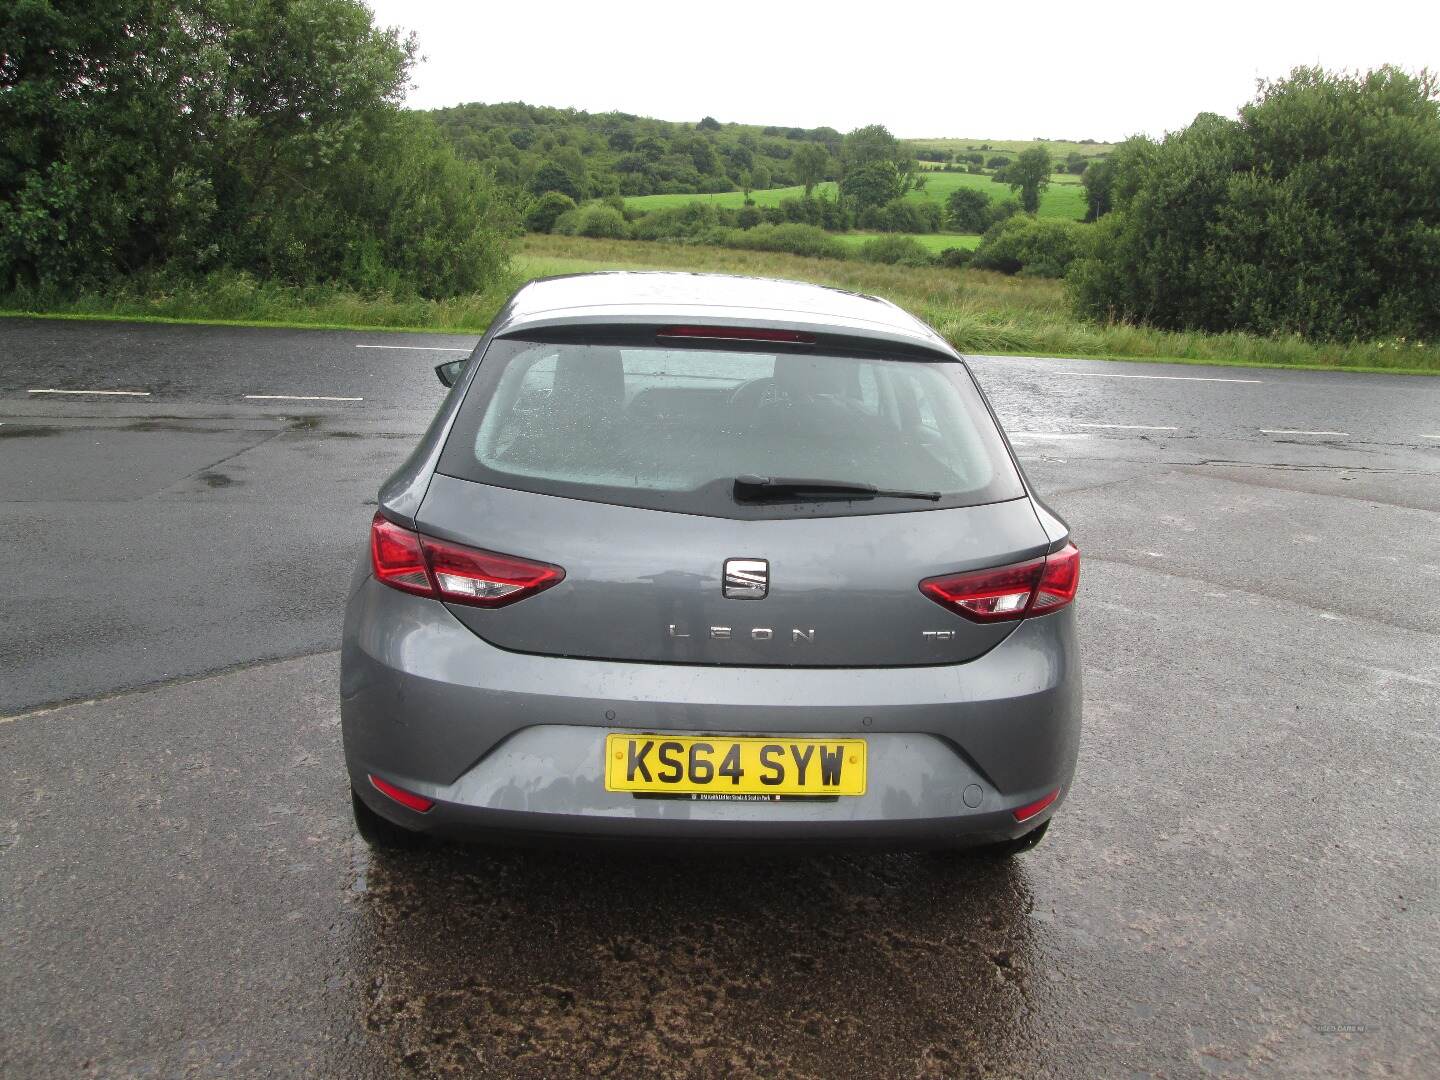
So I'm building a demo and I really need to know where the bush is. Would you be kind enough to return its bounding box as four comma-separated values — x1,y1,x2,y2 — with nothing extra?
737,204,763,229
971,216,1086,277
628,201,723,241
710,223,848,260
555,203,629,239
525,191,577,234
938,247,973,269
857,234,934,267
992,198,1022,223
773,192,851,230
985,155,1011,170
857,197,942,233
1070,66,1440,340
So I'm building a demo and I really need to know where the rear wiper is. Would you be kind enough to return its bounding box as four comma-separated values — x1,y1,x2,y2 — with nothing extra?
733,474,941,502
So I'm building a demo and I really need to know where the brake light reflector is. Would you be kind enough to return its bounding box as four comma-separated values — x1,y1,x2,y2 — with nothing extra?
369,774,434,813
657,325,815,344
368,512,564,608
919,543,1080,623
1013,788,1059,823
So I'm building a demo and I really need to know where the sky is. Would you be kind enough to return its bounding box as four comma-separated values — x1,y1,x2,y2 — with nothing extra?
364,0,1438,143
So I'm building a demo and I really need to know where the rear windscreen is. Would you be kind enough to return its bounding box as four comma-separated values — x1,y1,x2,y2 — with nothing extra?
436,336,1025,518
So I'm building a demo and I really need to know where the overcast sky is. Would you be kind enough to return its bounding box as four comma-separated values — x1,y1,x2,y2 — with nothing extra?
364,1,1438,142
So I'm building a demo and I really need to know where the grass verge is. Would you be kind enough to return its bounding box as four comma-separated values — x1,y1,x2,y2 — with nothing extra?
5,240,1437,374
516,236,1440,373
0,271,516,334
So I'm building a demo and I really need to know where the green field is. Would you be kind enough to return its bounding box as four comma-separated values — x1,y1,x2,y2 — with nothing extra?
832,232,982,253
908,137,1116,160
906,170,1087,221
625,171,1088,222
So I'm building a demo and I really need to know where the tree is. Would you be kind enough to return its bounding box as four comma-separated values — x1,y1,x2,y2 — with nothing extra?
945,187,994,232
698,116,722,131
997,147,1052,213
840,160,903,213
750,162,772,191
791,143,830,197
528,161,582,201
842,124,900,169
0,0,515,298
1080,157,1115,221
689,139,717,174
985,155,1011,170
1070,67,1440,341
841,124,918,197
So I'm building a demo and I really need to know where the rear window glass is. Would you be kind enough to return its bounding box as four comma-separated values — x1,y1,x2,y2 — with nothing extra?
436,337,1024,518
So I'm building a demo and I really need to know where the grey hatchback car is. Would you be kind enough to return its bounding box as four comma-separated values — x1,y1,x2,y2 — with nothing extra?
342,272,1080,854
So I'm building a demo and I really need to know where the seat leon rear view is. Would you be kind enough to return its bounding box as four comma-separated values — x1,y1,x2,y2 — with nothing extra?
341,272,1080,854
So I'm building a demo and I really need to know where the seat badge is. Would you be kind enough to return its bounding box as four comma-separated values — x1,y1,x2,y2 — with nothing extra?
723,558,769,599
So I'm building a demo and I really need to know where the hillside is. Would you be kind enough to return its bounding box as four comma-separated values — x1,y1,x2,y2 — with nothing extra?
426,101,1108,212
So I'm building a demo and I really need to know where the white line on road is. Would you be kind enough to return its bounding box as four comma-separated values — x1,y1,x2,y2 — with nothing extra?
1054,371,1263,384
1422,435,1440,440
243,394,363,402
29,388,151,396
1009,431,1093,440
1072,422,1178,431
355,344,470,352
1260,429,1350,437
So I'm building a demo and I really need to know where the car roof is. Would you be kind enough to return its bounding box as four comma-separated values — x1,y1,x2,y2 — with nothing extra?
490,271,957,357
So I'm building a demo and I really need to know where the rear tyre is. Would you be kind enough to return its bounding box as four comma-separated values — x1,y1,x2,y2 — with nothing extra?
351,789,429,851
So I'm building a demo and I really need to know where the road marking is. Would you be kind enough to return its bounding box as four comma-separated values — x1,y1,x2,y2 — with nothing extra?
1072,422,1178,431
244,394,363,402
1260,429,1349,437
1055,371,1263,384
29,388,151,396
1422,434,1440,440
1009,431,1092,439
355,344,470,352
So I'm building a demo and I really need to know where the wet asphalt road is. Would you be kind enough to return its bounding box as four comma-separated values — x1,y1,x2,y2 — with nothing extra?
2,317,1438,1077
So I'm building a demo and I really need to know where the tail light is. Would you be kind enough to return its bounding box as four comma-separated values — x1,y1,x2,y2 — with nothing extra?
369,513,564,608
920,542,1079,623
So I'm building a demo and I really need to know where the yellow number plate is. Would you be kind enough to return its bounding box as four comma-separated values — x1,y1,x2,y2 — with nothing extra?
604,734,867,797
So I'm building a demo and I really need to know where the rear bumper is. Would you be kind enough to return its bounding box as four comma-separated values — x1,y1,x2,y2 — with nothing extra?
341,576,1081,847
